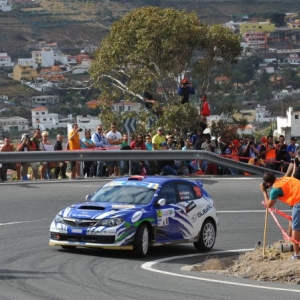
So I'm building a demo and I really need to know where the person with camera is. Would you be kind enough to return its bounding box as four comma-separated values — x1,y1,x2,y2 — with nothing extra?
241,136,260,163
68,123,82,179
244,155,266,176
17,133,38,180
260,135,277,169
177,77,195,104
260,171,300,260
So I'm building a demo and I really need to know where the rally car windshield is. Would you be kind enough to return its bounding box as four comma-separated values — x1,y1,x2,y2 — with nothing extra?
89,185,156,205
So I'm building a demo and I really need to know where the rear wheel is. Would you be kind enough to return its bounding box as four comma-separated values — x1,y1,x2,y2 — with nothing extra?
193,219,216,251
133,223,149,258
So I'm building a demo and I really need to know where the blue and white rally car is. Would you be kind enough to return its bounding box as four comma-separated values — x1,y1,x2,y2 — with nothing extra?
49,176,218,257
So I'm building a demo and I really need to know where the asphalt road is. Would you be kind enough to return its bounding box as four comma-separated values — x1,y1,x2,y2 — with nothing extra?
0,177,299,300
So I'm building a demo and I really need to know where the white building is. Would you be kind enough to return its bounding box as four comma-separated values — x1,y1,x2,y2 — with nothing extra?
18,58,38,69
0,116,29,132
32,48,55,67
72,59,92,74
255,105,276,122
23,80,60,92
31,107,100,132
31,107,67,130
0,0,11,11
0,53,14,67
273,88,300,100
286,54,300,66
111,101,141,114
276,107,300,138
54,51,69,64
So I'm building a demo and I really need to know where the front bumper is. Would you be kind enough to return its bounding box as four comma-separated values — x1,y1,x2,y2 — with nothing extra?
49,239,133,250
49,232,133,250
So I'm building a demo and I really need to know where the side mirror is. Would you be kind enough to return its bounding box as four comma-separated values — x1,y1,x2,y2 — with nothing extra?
157,198,166,206
85,195,91,201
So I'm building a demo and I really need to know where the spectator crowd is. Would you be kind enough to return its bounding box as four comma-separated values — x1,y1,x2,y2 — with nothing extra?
0,121,299,181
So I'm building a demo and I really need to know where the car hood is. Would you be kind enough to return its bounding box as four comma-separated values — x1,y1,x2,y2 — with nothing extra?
60,202,143,220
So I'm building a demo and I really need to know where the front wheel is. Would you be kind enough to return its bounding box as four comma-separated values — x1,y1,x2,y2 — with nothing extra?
133,223,149,258
193,219,216,251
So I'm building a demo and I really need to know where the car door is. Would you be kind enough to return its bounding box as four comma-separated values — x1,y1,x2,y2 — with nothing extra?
155,182,196,242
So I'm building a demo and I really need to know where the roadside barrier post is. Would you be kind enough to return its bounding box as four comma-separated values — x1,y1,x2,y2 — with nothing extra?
263,206,269,256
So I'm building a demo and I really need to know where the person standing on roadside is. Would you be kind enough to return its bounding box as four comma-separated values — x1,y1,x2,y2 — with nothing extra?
152,127,166,150
106,122,122,177
260,135,277,169
17,133,37,180
260,172,300,260
68,123,81,179
29,128,42,179
0,137,21,181
275,135,287,172
54,134,68,179
287,137,297,163
241,135,260,163
91,125,108,177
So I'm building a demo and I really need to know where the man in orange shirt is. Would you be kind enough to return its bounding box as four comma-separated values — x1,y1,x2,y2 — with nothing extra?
260,172,300,260
0,137,21,181
260,135,276,169
68,123,81,179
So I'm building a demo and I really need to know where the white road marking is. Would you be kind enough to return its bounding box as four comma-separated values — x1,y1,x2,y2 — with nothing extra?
219,210,291,213
0,219,51,226
141,249,300,293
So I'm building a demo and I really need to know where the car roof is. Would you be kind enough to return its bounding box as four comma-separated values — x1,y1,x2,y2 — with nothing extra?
113,175,200,185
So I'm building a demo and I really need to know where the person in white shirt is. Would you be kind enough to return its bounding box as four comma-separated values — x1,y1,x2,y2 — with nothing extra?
106,122,122,176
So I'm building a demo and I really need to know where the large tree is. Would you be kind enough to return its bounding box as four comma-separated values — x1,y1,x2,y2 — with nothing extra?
90,7,242,103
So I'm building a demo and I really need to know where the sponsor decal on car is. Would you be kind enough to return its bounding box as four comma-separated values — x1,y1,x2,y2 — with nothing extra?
131,211,143,223
71,229,83,233
185,201,196,213
156,208,174,218
99,230,115,235
158,217,169,227
179,191,190,201
105,181,159,189
191,214,197,222
112,204,135,209
197,204,213,218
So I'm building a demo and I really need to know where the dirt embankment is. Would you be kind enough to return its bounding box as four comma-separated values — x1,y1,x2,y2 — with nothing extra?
187,241,300,285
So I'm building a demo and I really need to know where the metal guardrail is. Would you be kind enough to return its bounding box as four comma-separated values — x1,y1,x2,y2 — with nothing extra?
0,150,284,176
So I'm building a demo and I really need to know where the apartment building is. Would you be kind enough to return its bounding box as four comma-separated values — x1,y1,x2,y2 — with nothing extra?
240,22,275,34
12,65,38,81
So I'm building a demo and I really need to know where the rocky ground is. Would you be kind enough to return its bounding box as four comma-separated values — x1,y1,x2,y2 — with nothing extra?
185,241,300,285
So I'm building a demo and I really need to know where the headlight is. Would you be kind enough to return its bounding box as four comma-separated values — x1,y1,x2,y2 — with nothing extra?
54,214,64,224
96,218,123,227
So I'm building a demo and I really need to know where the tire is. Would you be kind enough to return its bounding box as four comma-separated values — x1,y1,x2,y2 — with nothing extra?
61,245,77,250
133,223,149,258
193,219,216,251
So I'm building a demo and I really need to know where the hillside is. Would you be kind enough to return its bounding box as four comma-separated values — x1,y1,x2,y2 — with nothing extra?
1,0,300,57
